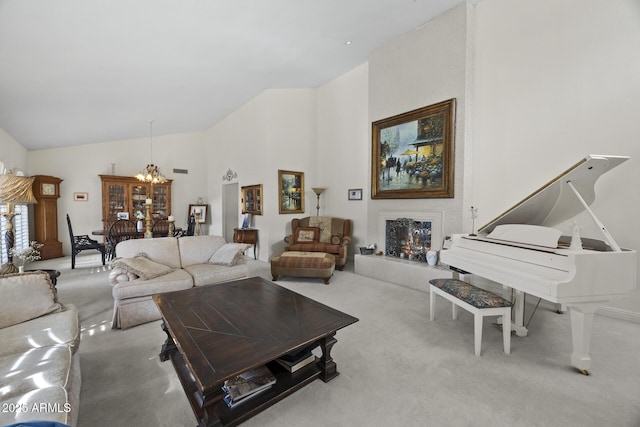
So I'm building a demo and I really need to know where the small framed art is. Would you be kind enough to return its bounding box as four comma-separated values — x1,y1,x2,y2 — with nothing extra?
188,204,208,223
73,192,88,201
348,189,363,200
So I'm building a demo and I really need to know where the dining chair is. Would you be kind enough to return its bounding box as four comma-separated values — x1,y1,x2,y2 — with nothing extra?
66,214,106,269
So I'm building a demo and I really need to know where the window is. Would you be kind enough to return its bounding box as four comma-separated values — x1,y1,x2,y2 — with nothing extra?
0,204,30,264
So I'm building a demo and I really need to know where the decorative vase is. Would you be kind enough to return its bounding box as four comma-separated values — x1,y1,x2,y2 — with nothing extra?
426,250,438,266
137,220,144,232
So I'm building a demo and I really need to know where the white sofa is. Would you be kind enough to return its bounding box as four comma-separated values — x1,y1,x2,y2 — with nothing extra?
109,235,250,329
0,271,81,427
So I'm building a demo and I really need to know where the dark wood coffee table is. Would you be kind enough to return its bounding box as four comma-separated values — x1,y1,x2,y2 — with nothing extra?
153,276,358,427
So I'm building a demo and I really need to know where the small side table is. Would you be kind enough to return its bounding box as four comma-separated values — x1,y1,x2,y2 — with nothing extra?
233,228,258,260
26,269,61,287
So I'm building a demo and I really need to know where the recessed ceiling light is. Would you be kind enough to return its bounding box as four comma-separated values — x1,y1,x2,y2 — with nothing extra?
345,41,352,45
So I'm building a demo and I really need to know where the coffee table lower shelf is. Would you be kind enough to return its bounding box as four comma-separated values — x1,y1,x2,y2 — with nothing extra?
169,349,323,427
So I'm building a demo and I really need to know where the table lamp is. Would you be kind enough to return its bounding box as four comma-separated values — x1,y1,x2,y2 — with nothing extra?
0,172,37,274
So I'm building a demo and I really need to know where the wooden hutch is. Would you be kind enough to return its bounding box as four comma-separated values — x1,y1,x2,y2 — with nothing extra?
99,175,172,228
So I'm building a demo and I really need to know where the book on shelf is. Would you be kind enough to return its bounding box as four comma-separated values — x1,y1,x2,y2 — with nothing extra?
222,365,276,408
276,353,317,373
223,386,270,409
278,343,317,363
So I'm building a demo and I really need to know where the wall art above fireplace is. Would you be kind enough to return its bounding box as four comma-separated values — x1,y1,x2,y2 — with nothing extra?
371,99,455,199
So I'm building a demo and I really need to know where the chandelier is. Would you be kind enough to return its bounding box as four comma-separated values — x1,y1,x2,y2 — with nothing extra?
135,120,167,184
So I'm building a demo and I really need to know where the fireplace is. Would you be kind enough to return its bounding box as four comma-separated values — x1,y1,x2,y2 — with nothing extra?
386,218,433,262
378,210,443,262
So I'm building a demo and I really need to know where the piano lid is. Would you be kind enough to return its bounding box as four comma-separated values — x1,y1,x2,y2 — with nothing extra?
478,154,629,234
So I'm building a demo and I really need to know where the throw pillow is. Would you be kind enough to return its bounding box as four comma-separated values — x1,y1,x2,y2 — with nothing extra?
0,272,62,329
294,227,320,243
309,217,332,243
209,243,251,266
112,255,174,280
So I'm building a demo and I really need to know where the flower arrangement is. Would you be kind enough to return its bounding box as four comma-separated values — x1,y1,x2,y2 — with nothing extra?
134,210,145,220
10,241,44,267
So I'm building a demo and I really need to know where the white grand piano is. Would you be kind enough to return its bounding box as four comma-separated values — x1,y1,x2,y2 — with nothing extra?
440,154,637,374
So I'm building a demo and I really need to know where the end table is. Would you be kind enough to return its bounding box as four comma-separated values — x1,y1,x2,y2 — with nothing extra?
233,228,258,260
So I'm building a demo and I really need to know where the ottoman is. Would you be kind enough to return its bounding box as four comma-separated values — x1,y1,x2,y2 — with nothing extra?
271,251,335,284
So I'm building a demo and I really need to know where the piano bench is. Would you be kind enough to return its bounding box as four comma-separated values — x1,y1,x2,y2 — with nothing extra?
429,278,512,356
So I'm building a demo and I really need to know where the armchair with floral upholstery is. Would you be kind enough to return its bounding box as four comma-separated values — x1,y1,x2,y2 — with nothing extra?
284,216,352,270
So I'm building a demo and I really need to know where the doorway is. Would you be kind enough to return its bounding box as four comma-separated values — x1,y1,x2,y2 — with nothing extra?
222,183,238,243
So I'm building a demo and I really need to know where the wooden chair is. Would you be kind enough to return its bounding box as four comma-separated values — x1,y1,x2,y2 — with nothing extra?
107,219,138,259
66,214,106,269
151,218,170,237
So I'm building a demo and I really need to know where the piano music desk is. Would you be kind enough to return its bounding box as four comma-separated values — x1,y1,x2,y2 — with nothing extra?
429,278,512,356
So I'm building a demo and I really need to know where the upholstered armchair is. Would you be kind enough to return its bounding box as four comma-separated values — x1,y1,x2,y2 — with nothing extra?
284,216,352,270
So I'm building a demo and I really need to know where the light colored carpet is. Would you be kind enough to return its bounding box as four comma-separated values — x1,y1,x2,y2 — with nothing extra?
29,253,640,427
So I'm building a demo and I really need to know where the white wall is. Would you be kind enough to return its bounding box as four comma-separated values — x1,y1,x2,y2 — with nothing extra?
316,63,370,257
367,3,473,249
0,128,28,172
204,89,318,261
474,0,640,312
27,131,206,255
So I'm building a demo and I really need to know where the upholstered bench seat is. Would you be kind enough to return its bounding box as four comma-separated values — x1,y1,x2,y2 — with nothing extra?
271,251,335,284
429,278,512,356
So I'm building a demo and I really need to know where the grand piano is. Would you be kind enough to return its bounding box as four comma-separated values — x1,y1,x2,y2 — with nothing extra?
440,154,637,374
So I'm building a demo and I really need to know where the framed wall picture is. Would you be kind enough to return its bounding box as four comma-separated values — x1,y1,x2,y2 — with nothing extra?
278,170,304,214
116,212,129,220
241,184,263,215
348,189,363,200
73,192,88,201
371,98,456,199
188,204,208,223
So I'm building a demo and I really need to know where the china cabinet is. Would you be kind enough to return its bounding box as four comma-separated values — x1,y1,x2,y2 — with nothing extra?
99,175,172,227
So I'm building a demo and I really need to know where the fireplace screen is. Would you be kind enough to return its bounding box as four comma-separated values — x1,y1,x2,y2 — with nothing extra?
385,218,432,262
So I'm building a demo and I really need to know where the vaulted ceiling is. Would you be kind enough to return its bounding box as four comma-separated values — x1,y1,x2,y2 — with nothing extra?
0,0,473,150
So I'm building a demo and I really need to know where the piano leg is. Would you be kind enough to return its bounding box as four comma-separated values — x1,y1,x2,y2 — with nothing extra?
567,302,599,375
500,286,529,337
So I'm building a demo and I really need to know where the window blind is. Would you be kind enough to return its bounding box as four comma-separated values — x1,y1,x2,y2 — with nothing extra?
0,205,30,264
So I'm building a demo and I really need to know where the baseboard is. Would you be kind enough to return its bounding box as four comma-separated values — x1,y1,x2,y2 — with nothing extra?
598,306,640,324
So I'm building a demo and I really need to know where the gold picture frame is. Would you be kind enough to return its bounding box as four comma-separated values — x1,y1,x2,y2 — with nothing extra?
278,170,304,214
371,98,455,199
241,184,263,215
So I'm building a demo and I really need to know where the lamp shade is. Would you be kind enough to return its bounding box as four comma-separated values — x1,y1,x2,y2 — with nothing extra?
0,174,37,205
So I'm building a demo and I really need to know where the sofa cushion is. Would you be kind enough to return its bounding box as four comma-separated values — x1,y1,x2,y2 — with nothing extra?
112,269,193,300
114,237,182,269
184,263,251,287
112,255,174,280
0,272,62,329
0,346,75,426
178,235,226,267
209,243,251,266
308,217,333,243
0,305,80,358
294,227,320,244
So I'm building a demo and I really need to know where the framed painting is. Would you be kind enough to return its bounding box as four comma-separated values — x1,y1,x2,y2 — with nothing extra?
371,98,455,199
241,184,263,215
278,170,304,214
188,204,208,223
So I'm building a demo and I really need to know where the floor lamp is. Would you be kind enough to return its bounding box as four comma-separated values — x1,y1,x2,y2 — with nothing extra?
311,187,326,216
0,173,37,274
